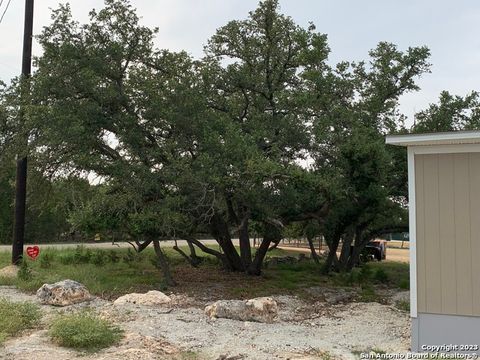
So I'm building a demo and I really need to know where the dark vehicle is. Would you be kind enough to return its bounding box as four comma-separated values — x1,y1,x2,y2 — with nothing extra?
363,240,387,261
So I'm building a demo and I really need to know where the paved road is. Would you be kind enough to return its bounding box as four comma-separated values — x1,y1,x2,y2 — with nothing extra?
0,239,216,251
278,244,410,263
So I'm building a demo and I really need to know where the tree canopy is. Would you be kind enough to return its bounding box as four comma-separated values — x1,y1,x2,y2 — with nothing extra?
1,0,470,281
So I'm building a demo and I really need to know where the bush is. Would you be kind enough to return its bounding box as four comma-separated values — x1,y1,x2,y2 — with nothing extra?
396,300,410,312
73,246,93,264
373,268,389,283
107,250,120,263
398,278,409,290
49,311,123,351
90,250,106,266
39,252,55,269
357,264,372,283
18,260,32,281
122,248,142,264
359,284,379,302
0,298,41,343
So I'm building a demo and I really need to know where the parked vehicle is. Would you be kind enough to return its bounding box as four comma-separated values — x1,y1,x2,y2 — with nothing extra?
363,240,387,261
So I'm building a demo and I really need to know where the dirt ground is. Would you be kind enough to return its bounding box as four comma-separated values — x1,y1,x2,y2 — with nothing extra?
0,285,410,360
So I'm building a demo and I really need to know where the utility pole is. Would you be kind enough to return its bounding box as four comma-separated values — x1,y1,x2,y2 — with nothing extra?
12,0,34,265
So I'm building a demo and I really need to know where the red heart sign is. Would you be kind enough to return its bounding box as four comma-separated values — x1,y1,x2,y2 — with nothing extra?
26,246,40,260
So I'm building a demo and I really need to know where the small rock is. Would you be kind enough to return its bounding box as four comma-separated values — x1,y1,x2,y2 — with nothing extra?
114,290,171,306
205,297,278,323
0,265,19,278
36,279,92,306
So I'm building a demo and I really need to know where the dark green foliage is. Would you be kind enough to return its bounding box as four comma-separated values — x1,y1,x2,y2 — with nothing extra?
399,279,410,290
359,284,379,302
0,0,454,278
91,250,107,266
122,248,143,264
357,265,373,283
373,268,389,284
107,250,120,263
413,91,480,133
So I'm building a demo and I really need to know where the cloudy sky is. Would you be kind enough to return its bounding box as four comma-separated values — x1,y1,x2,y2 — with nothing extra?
0,0,479,126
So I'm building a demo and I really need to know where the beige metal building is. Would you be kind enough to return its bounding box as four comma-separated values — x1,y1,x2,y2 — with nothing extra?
386,131,480,352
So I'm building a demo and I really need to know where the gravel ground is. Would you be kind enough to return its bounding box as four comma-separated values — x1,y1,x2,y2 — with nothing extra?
0,286,410,360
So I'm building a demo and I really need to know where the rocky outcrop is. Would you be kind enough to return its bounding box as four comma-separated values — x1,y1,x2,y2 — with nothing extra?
36,279,92,306
205,297,278,323
114,290,171,306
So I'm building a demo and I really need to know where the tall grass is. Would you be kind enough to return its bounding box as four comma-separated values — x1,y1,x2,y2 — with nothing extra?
49,311,123,351
0,298,41,344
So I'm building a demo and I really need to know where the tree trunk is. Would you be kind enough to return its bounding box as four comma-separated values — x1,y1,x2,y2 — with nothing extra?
268,238,280,251
323,233,341,274
187,240,202,266
248,223,280,275
238,216,252,268
306,234,321,264
338,229,354,271
210,213,244,271
153,240,176,286
185,237,230,268
346,228,364,270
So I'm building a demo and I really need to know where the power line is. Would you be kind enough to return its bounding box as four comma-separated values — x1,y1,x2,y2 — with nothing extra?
0,0,13,24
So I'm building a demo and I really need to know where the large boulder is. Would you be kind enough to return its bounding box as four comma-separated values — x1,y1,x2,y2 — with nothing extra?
205,297,278,323
36,279,92,306
114,290,171,306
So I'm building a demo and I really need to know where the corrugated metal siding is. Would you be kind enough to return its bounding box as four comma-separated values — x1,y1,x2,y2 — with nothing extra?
416,153,480,316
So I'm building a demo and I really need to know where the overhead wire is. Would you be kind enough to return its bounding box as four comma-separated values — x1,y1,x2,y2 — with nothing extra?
0,0,13,25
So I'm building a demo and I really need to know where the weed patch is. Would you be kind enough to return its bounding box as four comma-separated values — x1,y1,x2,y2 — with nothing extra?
0,298,41,344
49,311,123,351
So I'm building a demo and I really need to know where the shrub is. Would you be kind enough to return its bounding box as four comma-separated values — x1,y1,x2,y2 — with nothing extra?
90,250,106,266
357,264,372,283
39,252,55,269
107,250,120,263
122,248,136,264
359,284,379,302
122,248,142,264
373,268,389,284
0,298,41,344
18,260,32,281
73,246,93,264
49,311,123,351
396,300,410,312
398,278,409,290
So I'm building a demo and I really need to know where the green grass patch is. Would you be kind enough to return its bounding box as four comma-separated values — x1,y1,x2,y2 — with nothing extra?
0,247,169,298
0,298,41,344
49,311,123,352
396,299,410,312
1,245,410,300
